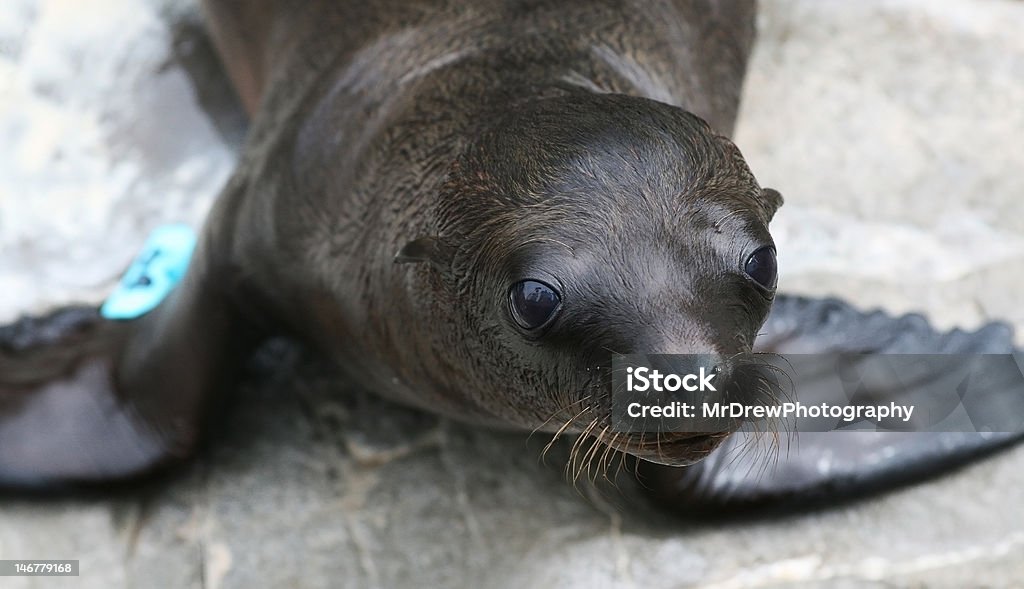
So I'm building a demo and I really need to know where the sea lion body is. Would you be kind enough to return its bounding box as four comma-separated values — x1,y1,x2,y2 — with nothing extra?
202,0,753,129
192,0,770,440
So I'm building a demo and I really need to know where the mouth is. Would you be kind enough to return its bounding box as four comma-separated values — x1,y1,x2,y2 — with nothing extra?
611,431,731,466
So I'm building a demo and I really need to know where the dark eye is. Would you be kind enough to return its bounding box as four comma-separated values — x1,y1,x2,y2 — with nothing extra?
744,246,777,291
509,280,561,330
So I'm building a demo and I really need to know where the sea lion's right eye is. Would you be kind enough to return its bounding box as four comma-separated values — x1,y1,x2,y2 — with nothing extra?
509,280,561,330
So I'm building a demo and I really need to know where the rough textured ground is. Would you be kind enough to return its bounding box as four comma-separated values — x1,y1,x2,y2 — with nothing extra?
1,0,1023,587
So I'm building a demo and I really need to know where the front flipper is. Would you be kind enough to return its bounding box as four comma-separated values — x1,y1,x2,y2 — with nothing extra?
639,294,1024,513
0,245,259,490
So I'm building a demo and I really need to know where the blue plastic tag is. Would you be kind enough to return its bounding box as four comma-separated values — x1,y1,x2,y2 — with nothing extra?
100,224,197,320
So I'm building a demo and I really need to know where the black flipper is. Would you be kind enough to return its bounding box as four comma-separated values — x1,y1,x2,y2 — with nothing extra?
639,294,1024,513
0,228,261,490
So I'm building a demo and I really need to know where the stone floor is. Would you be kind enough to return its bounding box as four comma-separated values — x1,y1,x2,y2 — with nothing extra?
1,0,1023,587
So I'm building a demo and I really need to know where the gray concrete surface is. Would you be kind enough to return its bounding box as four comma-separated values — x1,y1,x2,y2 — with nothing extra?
1,0,1024,587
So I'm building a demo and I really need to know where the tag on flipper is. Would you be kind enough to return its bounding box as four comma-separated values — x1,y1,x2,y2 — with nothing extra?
100,224,197,320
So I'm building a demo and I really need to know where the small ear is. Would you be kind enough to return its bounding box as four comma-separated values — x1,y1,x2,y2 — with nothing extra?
760,188,784,222
394,236,454,269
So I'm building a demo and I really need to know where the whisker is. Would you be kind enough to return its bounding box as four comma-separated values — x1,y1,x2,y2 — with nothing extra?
575,426,609,484
541,405,591,465
530,394,591,440
567,419,601,487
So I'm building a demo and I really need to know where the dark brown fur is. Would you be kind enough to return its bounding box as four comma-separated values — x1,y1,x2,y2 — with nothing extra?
1,0,780,485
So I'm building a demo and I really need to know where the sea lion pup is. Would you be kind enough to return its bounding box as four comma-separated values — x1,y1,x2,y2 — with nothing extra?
1,0,1020,509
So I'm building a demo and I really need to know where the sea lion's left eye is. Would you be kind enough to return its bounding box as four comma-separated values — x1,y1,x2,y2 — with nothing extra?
744,246,777,291
509,280,561,329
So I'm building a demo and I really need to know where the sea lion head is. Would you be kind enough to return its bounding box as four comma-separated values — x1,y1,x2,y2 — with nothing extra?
397,93,782,467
